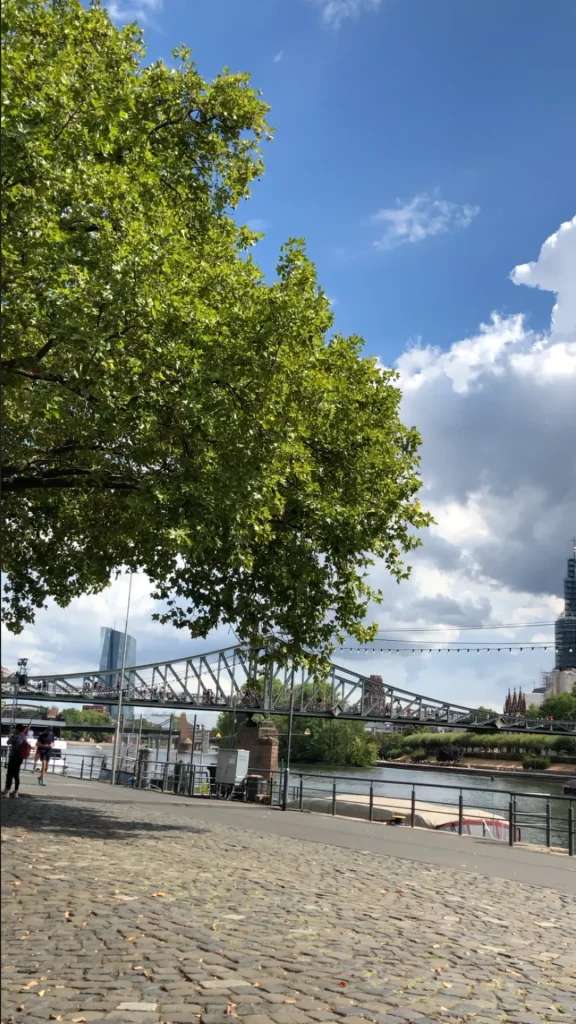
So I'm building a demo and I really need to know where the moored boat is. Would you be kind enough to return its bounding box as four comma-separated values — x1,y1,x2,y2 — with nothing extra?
296,792,521,841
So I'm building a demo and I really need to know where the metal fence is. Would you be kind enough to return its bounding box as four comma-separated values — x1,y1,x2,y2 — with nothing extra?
5,750,222,798
270,770,575,855
3,749,574,855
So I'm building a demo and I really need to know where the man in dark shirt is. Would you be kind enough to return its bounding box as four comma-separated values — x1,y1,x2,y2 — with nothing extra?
2,725,30,799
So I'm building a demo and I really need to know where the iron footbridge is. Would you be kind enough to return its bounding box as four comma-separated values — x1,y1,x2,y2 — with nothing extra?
3,644,574,733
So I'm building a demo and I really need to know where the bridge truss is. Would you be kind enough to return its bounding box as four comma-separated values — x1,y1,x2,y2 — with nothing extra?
3,644,574,733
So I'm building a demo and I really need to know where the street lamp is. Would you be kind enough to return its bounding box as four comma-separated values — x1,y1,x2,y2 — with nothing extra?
281,683,312,811
13,658,28,724
111,572,133,786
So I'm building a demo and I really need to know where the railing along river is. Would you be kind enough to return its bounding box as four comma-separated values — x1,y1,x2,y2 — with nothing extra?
4,750,574,856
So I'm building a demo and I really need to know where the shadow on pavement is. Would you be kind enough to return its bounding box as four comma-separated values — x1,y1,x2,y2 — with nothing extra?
0,793,210,841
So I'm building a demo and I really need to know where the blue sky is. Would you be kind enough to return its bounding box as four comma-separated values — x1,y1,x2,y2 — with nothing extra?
3,0,575,711
122,0,576,358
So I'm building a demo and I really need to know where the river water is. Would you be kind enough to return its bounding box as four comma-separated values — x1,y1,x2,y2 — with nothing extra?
288,763,574,850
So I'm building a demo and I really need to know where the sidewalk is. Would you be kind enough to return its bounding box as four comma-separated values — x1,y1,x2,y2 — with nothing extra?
8,773,575,891
2,775,576,1024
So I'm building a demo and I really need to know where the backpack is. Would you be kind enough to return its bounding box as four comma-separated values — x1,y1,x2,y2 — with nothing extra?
10,733,31,760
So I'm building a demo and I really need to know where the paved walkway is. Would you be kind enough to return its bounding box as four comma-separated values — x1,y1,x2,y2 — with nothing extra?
2,776,575,1024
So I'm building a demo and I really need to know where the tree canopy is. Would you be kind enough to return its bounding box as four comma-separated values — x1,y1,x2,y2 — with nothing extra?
1,0,430,662
527,688,576,722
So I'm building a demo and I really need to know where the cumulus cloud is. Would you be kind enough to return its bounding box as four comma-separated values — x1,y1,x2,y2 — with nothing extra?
373,193,479,250
511,215,576,341
308,0,383,30
384,213,576,626
105,0,162,25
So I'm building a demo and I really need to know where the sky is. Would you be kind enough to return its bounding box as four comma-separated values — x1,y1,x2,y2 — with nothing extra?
3,0,576,713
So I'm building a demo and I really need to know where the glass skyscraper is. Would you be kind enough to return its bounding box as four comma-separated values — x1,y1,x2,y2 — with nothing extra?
555,545,576,670
98,627,137,721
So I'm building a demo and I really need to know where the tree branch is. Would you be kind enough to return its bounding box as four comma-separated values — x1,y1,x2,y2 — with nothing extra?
2,467,139,493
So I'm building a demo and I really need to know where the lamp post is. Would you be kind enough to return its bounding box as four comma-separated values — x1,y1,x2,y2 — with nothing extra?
14,658,28,725
280,682,313,811
110,572,133,786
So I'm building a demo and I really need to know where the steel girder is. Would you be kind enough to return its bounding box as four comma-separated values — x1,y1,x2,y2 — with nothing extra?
3,643,574,732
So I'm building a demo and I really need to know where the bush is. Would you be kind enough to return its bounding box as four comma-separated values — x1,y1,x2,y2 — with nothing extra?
409,747,427,763
522,755,551,771
435,744,463,763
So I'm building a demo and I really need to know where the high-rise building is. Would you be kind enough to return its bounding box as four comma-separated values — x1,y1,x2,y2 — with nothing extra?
527,542,576,709
555,542,576,670
98,627,137,721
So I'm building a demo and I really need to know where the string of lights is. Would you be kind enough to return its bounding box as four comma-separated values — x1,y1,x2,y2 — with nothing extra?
374,622,555,633
339,643,573,655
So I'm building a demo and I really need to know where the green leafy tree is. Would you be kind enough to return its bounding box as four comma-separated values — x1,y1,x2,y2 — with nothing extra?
2,0,430,663
216,677,379,767
61,706,112,739
538,691,576,721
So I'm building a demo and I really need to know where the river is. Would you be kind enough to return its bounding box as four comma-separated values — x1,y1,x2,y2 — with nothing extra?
287,762,573,850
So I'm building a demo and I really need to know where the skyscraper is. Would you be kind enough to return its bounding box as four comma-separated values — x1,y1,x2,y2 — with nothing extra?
98,627,137,721
555,542,576,670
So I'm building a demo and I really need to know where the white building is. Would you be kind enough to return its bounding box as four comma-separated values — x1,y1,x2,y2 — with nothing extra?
527,668,576,708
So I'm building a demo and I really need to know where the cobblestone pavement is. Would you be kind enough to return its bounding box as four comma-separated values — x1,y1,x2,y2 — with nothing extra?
1,779,575,1024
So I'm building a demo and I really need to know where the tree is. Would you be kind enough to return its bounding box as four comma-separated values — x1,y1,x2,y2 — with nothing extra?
1,0,430,663
216,678,379,767
60,706,112,740
538,692,576,721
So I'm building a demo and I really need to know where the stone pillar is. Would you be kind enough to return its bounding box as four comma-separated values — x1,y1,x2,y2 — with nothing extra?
237,720,279,783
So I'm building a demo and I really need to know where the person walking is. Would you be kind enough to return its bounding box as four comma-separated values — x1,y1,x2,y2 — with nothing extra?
2,724,31,799
36,728,54,786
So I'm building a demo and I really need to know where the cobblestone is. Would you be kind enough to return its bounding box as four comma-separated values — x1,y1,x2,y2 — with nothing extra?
1,777,575,1024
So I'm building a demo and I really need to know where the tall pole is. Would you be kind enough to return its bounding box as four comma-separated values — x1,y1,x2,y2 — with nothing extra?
110,572,133,785
135,714,143,763
282,675,295,811
14,658,28,725
190,714,197,765
166,713,174,765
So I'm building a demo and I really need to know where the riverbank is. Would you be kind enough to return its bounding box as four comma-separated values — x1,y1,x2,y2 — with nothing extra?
377,758,575,781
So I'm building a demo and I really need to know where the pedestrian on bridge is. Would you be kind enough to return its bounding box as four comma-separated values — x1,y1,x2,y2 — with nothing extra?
2,724,31,799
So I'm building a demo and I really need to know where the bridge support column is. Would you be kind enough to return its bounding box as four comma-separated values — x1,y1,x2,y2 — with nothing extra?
238,721,279,801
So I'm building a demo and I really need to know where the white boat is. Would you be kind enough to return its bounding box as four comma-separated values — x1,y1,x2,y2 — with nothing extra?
297,792,520,841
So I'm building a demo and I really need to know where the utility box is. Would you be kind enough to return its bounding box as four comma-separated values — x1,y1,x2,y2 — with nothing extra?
216,748,250,785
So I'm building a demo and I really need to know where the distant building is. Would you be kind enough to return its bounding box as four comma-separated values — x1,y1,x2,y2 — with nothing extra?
528,668,576,709
527,543,576,709
555,542,576,670
98,627,137,722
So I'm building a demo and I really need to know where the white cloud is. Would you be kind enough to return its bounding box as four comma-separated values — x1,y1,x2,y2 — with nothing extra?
373,193,479,250
273,50,284,63
511,215,576,341
308,0,383,30
105,0,162,25
357,213,576,704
